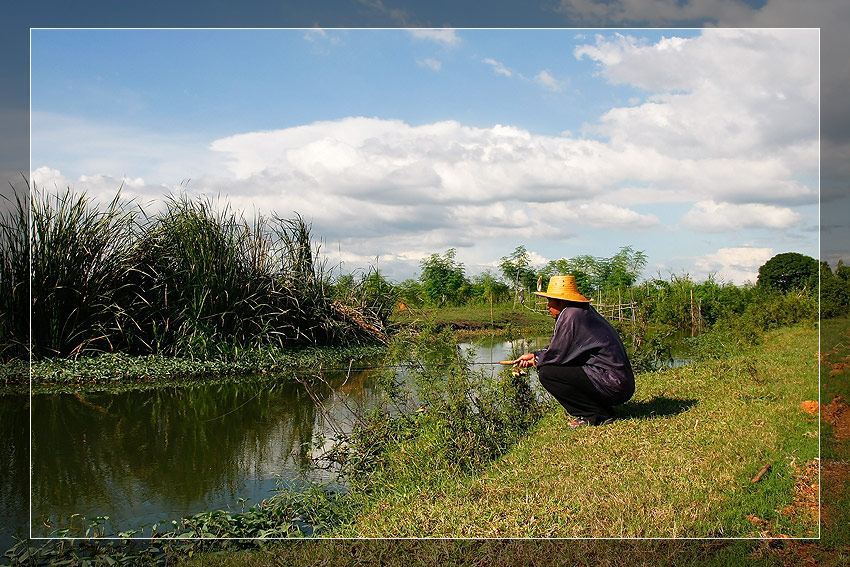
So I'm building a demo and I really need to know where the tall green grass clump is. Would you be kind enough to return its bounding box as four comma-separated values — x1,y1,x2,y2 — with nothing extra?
0,190,29,361
28,187,140,358
122,195,391,357
8,187,393,361
123,195,284,357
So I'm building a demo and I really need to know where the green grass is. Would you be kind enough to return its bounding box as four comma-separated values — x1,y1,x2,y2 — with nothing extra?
14,320,843,566
819,315,850,553
391,303,552,340
330,324,818,538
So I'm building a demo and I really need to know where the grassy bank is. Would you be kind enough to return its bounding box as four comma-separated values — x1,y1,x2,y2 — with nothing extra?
168,321,831,567
332,322,818,538
7,319,844,566
391,303,552,340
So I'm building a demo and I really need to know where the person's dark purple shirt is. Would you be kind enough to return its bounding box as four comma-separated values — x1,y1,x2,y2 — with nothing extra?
533,304,635,403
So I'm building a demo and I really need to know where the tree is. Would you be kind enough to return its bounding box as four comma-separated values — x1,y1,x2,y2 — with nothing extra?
500,245,538,304
757,252,818,294
602,246,647,290
543,246,646,298
419,248,467,305
836,259,850,283
470,270,511,303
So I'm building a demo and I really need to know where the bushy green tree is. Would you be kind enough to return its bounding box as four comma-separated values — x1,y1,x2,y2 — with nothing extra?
543,246,646,299
419,248,468,306
499,245,538,294
395,278,425,307
757,252,818,294
468,270,511,304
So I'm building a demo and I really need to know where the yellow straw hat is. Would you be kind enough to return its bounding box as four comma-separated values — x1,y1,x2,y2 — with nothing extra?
533,275,591,303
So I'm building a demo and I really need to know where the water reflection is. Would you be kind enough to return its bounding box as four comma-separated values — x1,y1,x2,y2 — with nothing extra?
0,395,28,549
30,369,383,538
24,337,549,538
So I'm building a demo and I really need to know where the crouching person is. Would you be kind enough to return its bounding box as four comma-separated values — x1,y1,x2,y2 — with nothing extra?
515,275,635,428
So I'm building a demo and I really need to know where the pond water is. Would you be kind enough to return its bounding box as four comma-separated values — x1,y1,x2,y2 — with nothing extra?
2,336,551,543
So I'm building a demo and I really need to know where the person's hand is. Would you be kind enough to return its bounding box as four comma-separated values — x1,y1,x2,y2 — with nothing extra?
515,353,535,368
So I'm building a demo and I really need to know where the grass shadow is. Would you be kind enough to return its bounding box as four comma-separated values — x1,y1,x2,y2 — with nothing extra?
617,395,698,420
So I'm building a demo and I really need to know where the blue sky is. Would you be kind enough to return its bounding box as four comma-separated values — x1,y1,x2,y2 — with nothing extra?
31,28,819,284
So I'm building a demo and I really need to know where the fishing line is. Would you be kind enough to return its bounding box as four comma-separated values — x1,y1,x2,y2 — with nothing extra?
281,360,518,375
200,382,277,423
198,361,520,422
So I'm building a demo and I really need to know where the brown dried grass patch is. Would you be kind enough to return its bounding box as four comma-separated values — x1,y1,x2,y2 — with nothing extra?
822,397,850,442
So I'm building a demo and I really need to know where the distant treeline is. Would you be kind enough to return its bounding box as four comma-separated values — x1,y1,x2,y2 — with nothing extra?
391,244,838,369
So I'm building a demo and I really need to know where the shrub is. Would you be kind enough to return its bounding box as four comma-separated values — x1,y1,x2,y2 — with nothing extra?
321,325,546,493
757,252,818,294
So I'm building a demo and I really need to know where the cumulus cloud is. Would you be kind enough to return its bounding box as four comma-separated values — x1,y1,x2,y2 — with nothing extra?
209,117,612,205
576,29,819,161
31,166,179,212
529,201,661,231
692,247,775,285
681,200,803,232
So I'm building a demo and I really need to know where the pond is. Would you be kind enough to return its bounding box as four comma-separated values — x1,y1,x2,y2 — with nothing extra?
2,336,551,544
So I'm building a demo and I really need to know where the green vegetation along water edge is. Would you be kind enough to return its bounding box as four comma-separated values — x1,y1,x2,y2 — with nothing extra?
4,344,385,395
3,318,834,566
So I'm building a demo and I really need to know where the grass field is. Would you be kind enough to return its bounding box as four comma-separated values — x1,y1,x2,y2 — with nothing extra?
391,303,553,340
332,323,819,538
12,319,846,566
171,321,836,567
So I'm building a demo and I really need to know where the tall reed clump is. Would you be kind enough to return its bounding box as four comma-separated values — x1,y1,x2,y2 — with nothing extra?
122,195,390,358
0,190,30,360
7,187,392,361
28,187,140,359
122,195,280,357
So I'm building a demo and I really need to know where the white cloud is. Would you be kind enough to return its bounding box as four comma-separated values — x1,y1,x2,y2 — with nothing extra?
483,58,512,77
417,58,442,71
681,200,803,232
407,28,460,47
691,247,775,285
535,69,563,92
530,201,661,231
31,166,178,212
576,29,819,162
31,111,227,185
